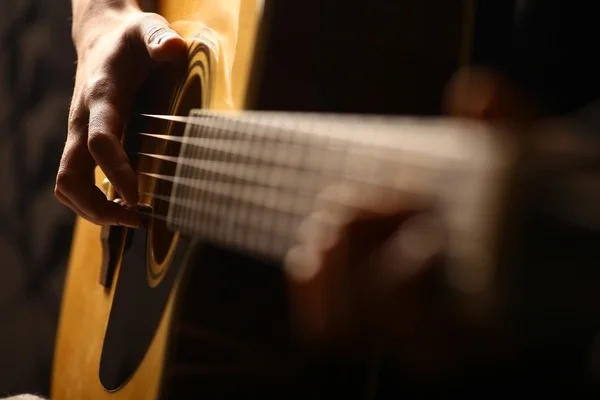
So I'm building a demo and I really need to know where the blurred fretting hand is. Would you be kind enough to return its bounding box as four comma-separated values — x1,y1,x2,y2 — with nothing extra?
284,66,539,379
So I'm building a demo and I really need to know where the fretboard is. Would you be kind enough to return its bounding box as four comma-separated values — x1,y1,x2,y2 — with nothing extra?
161,109,517,293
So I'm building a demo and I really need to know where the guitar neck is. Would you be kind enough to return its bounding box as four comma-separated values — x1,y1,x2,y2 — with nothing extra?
162,109,517,289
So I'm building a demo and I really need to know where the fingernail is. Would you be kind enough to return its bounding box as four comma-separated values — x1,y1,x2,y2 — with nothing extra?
157,32,179,45
119,191,138,208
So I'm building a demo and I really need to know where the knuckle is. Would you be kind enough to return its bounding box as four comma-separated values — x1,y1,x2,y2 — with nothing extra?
53,183,62,200
54,169,79,204
87,130,112,154
68,106,87,132
121,19,141,45
85,74,116,103
55,170,71,193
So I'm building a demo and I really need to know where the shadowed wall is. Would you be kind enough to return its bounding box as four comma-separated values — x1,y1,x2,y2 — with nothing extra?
0,0,75,396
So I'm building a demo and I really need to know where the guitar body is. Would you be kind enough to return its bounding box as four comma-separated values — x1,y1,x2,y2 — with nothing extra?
52,0,485,398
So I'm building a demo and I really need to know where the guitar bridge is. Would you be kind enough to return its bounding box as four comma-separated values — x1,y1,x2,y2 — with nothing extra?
99,204,153,289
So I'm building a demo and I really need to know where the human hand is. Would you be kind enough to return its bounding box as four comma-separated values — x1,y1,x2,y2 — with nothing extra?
284,66,536,377
284,182,467,375
55,2,187,227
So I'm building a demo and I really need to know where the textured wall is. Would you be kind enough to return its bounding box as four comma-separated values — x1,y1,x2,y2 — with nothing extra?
0,0,75,396
0,0,157,396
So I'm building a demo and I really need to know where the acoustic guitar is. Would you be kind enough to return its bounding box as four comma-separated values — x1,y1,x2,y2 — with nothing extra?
50,0,545,398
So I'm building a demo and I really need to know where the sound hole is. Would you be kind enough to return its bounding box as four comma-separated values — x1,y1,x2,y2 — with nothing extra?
152,74,202,266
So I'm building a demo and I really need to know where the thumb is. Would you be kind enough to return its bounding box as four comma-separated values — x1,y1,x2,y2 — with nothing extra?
443,66,540,124
139,14,187,62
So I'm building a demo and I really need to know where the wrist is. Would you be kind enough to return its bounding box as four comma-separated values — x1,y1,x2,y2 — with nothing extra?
71,0,140,48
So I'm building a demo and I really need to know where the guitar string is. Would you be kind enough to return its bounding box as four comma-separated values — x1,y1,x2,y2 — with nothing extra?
134,168,406,261
134,167,423,223
132,148,433,256
139,112,477,163
129,117,418,258
131,111,486,218
130,121,451,222
122,112,505,266
136,133,450,173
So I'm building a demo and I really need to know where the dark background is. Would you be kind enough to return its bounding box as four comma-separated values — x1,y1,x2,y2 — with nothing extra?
0,0,75,396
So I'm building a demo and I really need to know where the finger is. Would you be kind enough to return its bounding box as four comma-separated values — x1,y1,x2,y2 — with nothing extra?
295,211,343,251
285,240,352,345
55,187,93,221
138,13,187,62
59,175,141,228
87,93,139,206
57,164,141,228
373,213,447,286
56,187,137,228
443,66,539,123
55,98,96,220
285,245,329,339
316,182,424,224
58,118,141,227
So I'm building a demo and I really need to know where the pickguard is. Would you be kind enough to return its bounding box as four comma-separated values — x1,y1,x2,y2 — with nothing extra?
98,226,190,391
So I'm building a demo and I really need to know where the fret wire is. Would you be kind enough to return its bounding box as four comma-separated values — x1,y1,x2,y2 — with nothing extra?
208,114,224,238
258,113,279,254
210,114,224,241
223,114,239,244
258,115,276,254
291,118,313,233
239,114,254,250
282,117,306,252
177,123,187,228
274,120,296,254
193,115,210,236
219,114,247,247
244,114,261,249
224,114,241,244
180,122,190,227
170,118,191,228
231,116,247,246
184,120,196,230
209,113,244,246
176,121,187,229
185,118,197,233
215,114,230,237
241,113,256,251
